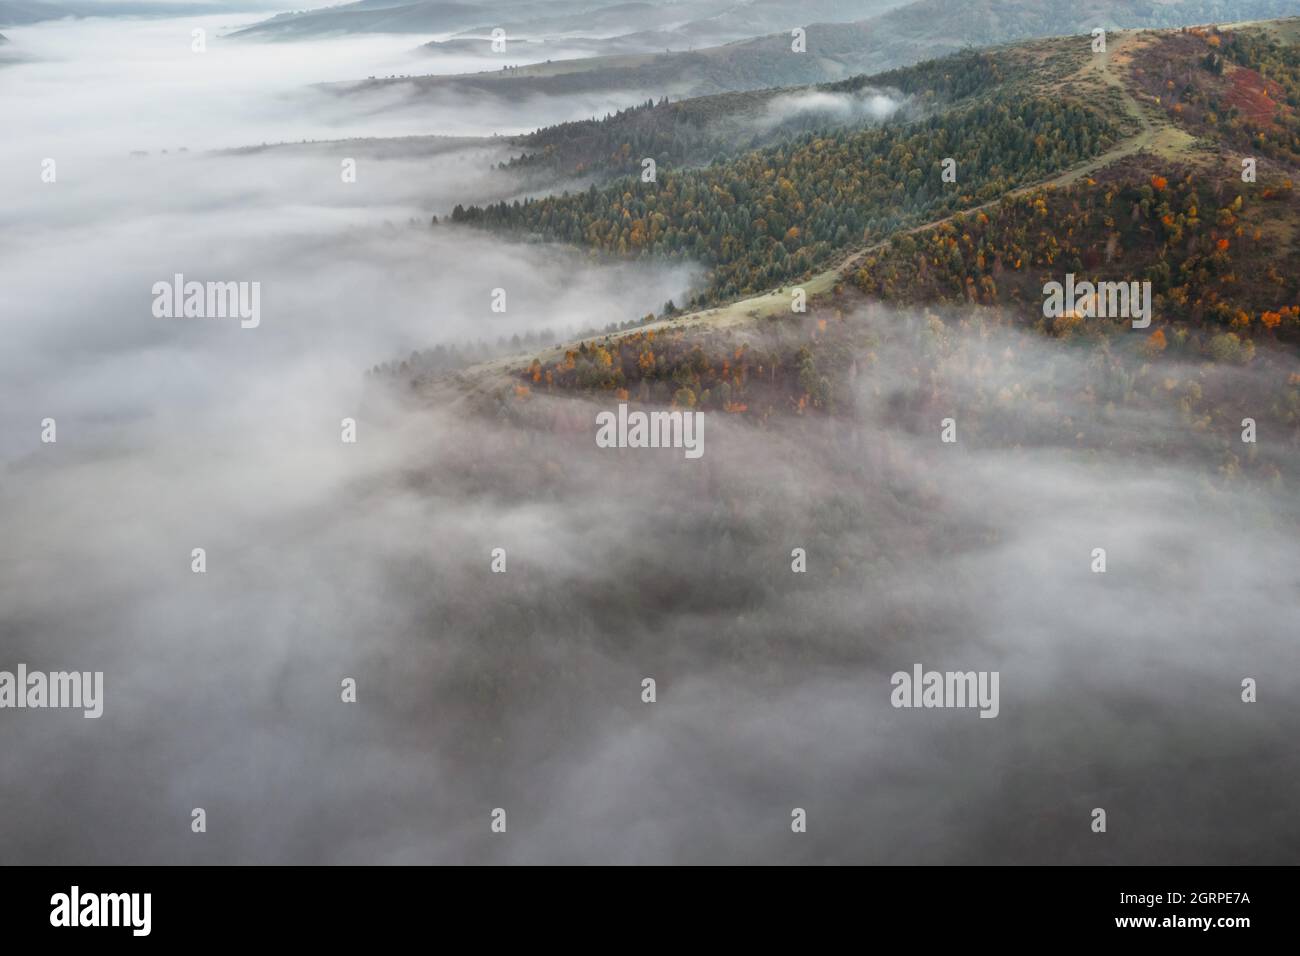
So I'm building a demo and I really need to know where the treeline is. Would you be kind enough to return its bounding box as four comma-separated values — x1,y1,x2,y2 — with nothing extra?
827,49,1026,103
513,320,864,418
368,331,563,383
369,310,687,386
456,96,1120,306
502,98,687,178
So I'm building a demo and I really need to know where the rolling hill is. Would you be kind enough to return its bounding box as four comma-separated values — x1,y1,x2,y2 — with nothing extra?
236,0,907,45
233,1,506,40
0,0,271,26
232,0,734,41
452,36,1133,305
417,0,910,59
387,18,1299,451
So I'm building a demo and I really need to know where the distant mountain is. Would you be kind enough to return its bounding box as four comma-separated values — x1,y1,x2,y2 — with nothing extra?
237,0,908,44
0,29,19,61
447,1,735,41
0,0,68,25
369,0,1300,103
429,0,908,53
0,1,53,25
0,0,274,27
233,0,602,40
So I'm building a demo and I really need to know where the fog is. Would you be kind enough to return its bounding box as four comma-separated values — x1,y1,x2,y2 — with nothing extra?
3,13,1299,865
760,87,907,129
2,15,659,152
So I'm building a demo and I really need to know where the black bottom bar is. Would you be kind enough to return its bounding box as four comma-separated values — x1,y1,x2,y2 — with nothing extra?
1,865,1287,942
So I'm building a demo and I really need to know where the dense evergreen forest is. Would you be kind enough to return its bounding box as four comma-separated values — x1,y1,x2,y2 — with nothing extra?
456,95,1121,305
500,49,1032,181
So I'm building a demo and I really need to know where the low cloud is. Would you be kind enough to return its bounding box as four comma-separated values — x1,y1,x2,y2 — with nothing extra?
2,12,1297,866
761,87,907,128
3,294,1297,862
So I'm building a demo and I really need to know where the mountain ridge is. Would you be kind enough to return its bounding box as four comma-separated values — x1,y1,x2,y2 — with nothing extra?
334,0,1300,104
391,20,1299,420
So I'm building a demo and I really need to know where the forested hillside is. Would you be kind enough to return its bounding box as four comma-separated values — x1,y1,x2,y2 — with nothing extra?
458,93,1120,304
388,20,1300,478
500,48,1031,181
